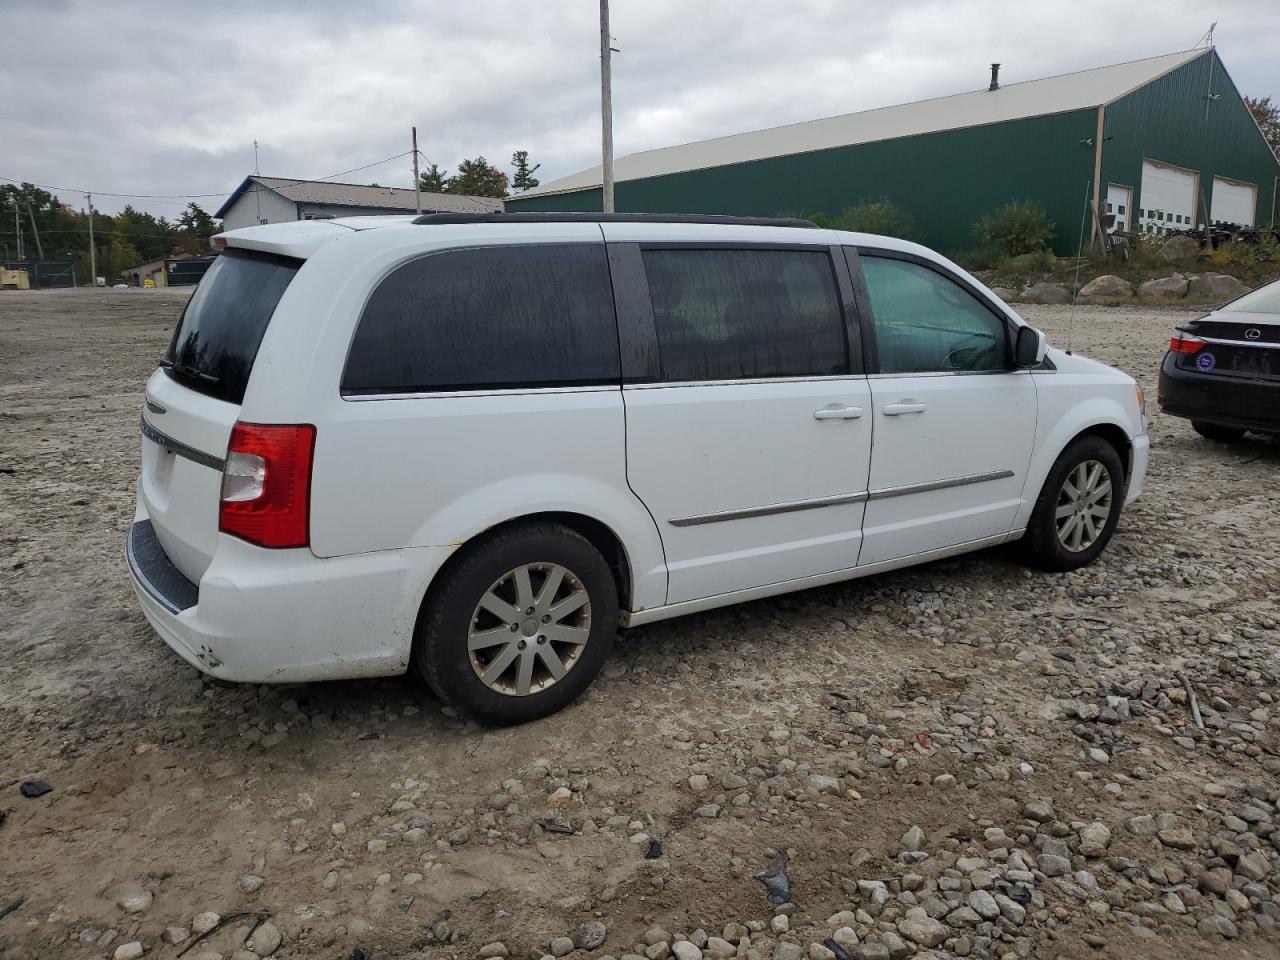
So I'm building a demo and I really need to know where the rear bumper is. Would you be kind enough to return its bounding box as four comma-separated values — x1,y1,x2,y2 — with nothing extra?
127,514,452,683
1158,353,1280,434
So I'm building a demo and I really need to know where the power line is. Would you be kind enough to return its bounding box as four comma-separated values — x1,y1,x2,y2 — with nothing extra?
0,150,417,201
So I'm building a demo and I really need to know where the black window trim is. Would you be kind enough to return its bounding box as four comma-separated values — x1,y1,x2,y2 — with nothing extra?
338,240,624,398
615,241,864,386
845,246,1020,377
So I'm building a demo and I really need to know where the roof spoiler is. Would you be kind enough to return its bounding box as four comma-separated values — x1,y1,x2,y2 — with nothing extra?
412,212,819,228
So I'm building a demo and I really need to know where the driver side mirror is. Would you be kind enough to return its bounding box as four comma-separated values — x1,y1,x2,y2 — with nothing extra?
1015,325,1047,367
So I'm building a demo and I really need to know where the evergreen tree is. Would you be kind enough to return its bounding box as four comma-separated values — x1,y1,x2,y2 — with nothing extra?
1245,95,1280,159
417,163,449,193
511,150,541,191
446,157,509,198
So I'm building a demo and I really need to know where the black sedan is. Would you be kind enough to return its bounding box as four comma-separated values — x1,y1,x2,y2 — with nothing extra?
1158,277,1280,441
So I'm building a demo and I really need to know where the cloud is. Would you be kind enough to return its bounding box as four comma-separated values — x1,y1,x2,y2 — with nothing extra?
2,0,1275,217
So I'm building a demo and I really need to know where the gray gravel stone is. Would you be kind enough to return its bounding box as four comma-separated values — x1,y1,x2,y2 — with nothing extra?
898,916,948,947
900,825,925,852
994,893,1026,925
1197,916,1238,939
250,921,282,957
966,890,999,920
1022,800,1054,823
239,874,264,894
575,922,608,951
1040,854,1071,877
1079,821,1112,857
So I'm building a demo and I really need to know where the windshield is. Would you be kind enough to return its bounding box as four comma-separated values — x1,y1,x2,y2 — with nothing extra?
1221,278,1280,315
164,249,302,404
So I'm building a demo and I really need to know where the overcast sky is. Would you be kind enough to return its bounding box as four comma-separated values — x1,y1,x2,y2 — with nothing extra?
3,0,1276,219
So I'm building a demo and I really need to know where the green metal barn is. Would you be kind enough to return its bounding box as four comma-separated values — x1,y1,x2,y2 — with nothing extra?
507,48,1280,255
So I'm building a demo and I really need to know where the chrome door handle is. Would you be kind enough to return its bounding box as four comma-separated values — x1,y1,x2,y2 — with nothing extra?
813,404,864,421
883,401,927,416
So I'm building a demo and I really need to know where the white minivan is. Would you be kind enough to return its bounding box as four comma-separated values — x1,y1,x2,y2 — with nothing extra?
128,213,1148,723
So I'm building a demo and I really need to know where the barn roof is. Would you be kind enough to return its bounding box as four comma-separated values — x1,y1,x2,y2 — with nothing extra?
214,176,502,219
520,49,1207,198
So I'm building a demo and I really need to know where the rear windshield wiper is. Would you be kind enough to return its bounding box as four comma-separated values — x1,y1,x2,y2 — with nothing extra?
161,358,221,384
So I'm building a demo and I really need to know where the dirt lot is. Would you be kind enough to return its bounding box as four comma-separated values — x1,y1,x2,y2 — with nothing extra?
1,288,1277,960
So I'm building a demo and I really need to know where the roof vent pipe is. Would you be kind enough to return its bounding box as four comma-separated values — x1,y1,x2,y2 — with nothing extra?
989,63,1000,91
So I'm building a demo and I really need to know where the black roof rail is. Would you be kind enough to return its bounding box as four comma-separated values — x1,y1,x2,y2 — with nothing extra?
412,212,819,229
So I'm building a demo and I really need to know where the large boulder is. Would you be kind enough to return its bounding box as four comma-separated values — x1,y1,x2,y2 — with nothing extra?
1139,275,1189,299
1021,283,1070,304
1078,275,1134,299
1007,252,1048,272
1159,235,1201,262
988,286,1018,302
1187,273,1250,301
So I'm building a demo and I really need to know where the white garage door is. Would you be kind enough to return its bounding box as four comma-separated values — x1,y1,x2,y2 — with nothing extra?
1139,161,1197,236
1210,177,1256,227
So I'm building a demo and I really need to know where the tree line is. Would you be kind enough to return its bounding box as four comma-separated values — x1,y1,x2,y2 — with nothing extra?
417,150,541,197
0,182,219,282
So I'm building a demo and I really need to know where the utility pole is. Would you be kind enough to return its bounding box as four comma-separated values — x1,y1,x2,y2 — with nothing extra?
12,197,24,260
253,140,262,224
27,205,45,260
599,0,615,213
412,126,422,214
86,193,97,285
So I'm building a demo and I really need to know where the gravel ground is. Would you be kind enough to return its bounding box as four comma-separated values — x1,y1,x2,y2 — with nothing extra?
1,288,1277,960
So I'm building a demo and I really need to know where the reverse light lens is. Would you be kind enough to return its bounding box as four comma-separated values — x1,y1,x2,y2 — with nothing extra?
218,422,316,548
1169,333,1205,354
221,450,266,502
1135,384,1146,416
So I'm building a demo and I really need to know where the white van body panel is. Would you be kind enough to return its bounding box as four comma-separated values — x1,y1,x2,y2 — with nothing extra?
859,371,1038,564
622,377,873,604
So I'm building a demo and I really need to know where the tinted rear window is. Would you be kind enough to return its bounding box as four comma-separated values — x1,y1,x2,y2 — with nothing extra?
342,243,619,394
164,250,301,404
642,248,847,382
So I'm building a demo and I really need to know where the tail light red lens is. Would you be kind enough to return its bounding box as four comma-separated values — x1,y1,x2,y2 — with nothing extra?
219,423,316,548
1169,334,1205,354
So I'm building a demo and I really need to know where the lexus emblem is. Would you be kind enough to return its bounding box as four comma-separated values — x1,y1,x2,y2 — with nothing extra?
1245,328,1262,340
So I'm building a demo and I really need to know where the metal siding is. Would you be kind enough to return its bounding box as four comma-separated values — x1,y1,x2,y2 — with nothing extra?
219,187,299,231
1102,50,1280,229
509,111,1097,254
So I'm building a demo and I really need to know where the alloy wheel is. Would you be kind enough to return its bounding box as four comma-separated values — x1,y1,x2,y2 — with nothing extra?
1055,460,1113,552
467,563,591,696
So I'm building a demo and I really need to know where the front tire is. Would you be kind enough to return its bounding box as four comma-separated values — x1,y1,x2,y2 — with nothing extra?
1192,420,1247,443
414,522,618,725
1022,436,1125,572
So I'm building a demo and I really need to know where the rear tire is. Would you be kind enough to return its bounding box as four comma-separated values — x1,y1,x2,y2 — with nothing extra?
414,522,617,725
1191,420,1247,443
1022,435,1125,572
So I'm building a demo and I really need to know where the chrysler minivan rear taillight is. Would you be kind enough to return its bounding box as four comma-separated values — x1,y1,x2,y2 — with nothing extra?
219,423,316,548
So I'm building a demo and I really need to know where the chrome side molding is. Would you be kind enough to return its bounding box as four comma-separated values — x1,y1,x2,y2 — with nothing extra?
669,491,870,527
868,469,1015,501
667,469,1015,526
